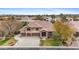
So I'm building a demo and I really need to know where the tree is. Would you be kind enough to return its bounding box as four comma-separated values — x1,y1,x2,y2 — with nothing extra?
53,21,75,46
6,16,15,20
1,17,21,38
50,15,56,23
51,15,56,19
59,14,68,22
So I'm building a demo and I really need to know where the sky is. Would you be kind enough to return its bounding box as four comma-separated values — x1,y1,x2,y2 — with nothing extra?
0,8,79,15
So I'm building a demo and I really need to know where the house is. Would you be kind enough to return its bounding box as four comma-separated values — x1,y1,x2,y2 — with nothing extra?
18,16,34,22
43,16,52,22
20,20,54,38
69,21,79,37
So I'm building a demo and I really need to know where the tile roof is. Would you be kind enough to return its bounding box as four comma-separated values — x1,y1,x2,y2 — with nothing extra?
69,21,79,32
30,20,54,31
20,20,54,32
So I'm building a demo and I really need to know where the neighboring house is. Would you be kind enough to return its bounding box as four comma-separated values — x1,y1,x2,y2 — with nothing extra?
54,16,79,21
18,16,34,22
20,20,54,38
43,16,52,22
53,16,61,21
69,21,79,37
66,17,73,21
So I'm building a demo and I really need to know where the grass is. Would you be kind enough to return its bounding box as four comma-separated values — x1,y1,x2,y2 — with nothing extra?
52,39,62,46
0,39,8,45
40,39,62,46
3,37,17,46
0,37,17,46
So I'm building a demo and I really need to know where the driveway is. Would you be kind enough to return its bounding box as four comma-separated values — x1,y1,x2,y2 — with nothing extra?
14,35,40,46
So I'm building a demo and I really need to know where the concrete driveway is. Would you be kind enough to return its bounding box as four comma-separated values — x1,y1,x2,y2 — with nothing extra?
14,35,40,46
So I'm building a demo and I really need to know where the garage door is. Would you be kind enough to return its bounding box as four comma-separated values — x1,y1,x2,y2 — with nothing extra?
32,33,40,36
27,33,31,36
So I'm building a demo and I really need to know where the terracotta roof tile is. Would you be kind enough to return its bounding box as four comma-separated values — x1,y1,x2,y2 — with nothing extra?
20,20,54,32
69,21,79,32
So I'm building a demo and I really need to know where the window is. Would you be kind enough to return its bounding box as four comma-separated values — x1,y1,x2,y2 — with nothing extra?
74,32,79,37
27,28,30,31
42,32,46,36
36,28,39,31
48,32,52,38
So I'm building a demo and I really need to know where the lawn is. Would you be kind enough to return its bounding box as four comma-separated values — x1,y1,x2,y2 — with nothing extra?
0,39,8,45
3,37,17,46
40,39,62,46
0,37,17,46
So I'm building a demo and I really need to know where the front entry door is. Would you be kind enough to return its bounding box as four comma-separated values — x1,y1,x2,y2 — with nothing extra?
42,32,46,37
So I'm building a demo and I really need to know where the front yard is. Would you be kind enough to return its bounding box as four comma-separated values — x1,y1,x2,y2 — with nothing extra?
40,39,62,46
3,37,17,46
0,39,8,45
0,37,17,46
0,21,27,46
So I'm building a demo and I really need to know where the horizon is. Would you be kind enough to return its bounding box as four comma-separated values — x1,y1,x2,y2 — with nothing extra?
0,8,79,15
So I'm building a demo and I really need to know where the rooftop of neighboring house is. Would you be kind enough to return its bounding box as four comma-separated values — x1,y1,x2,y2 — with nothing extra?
69,21,79,32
